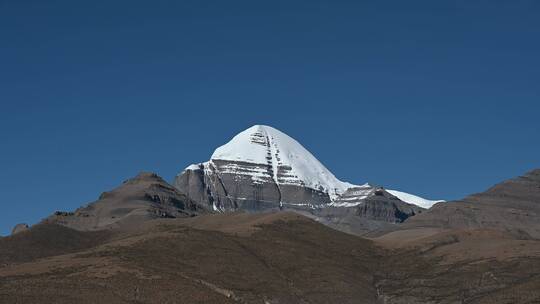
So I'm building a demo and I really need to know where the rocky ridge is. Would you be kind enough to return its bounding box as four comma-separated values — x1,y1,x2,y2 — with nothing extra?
43,172,204,231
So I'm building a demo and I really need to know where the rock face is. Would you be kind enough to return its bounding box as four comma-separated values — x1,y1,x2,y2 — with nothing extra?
175,125,441,234
175,125,356,212
355,189,423,223
175,160,332,212
44,172,205,231
314,188,425,236
11,223,29,235
404,169,540,239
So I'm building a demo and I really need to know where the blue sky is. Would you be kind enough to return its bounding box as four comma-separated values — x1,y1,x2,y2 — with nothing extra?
1,0,539,235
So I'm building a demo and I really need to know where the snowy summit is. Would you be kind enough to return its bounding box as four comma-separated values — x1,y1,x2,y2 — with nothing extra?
181,124,443,209
211,125,355,199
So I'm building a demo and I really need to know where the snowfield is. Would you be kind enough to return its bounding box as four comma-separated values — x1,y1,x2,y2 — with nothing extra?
387,189,445,209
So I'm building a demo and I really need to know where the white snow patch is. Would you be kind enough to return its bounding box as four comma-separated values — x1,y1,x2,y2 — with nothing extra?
329,201,364,208
184,163,203,171
329,184,374,207
386,189,444,209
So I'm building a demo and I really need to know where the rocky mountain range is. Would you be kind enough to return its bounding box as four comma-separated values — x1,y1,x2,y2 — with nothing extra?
2,125,540,303
175,125,441,234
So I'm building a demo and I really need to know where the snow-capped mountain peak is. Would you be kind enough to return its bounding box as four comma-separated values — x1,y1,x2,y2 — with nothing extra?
210,125,354,198
178,124,443,209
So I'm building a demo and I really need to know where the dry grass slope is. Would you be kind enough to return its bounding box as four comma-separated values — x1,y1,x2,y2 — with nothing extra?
1,212,540,303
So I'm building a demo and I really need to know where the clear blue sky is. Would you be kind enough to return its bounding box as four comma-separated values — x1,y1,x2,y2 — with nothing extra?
1,0,539,235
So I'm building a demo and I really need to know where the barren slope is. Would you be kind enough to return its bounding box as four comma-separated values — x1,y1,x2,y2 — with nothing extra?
2,211,540,303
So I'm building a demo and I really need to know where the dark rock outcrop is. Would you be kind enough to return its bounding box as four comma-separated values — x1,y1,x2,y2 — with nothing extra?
313,189,424,236
356,190,422,223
